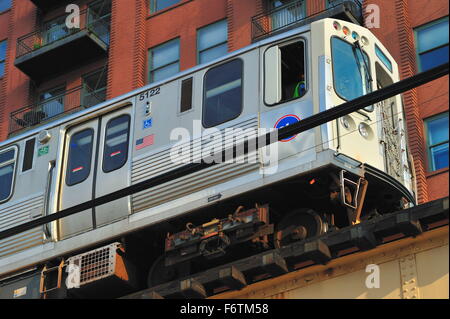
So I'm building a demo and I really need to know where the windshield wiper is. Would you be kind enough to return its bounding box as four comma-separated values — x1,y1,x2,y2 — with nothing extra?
353,40,373,83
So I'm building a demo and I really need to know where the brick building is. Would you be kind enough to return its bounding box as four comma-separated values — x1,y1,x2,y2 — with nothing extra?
0,0,448,203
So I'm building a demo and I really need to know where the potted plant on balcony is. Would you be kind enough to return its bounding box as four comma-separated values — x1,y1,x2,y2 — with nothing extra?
33,40,42,50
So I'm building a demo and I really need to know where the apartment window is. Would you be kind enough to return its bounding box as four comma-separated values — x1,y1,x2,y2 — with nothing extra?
43,16,70,45
415,17,449,72
39,86,65,119
269,0,306,30
88,0,112,44
149,38,180,83
150,0,180,13
197,20,228,65
425,113,449,172
82,68,107,107
0,40,6,77
0,0,11,13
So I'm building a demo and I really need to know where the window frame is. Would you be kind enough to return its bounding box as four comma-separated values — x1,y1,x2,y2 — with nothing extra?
38,84,66,120
0,0,11,13
414,16,449,72
21,138,36,173
179,77,194,114
197,19,228,65
42,15,71,46
424,112,449,172
102,114,131,173
0,39,7,78
375,44,393,73
149,0,181,14
0,145,18,204
82,66,108,108
87,0,112,44
202,58,244,128
330,35,372,103
263,37,308,107
148,38,180,83
65,128,95,187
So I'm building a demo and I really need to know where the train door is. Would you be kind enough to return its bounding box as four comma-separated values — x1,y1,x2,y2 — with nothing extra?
260,34,317,169
58,106,132,239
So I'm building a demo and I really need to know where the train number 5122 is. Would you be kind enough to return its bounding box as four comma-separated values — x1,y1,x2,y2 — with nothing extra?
139,88,160,100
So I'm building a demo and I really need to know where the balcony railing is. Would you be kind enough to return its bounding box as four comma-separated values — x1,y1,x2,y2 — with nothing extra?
9,85,105,136
14,7,110,81
252,0,363,41
29,0,73,12
16,8,109,58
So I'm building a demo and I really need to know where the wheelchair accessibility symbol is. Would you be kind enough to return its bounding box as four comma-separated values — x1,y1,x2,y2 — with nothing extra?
274,114,301,142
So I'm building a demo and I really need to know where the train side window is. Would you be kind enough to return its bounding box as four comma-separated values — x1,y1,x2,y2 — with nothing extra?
22,138,35,172
66,129,94,186
264,40,306,105
203,59,243,128
180,77,193,113
0,148,17,203
103,115,131,173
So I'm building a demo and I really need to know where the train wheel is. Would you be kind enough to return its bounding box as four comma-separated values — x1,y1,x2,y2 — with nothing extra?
274,208,326,249
147,255,177,288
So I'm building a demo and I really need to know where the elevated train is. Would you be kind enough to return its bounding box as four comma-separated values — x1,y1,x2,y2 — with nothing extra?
0,17,415,298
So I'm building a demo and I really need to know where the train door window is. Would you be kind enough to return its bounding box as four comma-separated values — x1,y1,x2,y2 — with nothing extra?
203,59,243,128
0,147,17,202
22,138,35,172
66,129,94,186
264,40,306,105
103,115,130,173
180,77,193,113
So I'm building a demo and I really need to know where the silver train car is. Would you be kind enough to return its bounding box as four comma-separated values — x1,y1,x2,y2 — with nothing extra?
0,18,415,298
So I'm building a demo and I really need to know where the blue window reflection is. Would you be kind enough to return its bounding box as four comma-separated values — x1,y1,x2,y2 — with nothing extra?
426,113,449,171
415,17,449,71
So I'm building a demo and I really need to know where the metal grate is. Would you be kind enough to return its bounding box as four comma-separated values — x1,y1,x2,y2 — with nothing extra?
67,242,120,286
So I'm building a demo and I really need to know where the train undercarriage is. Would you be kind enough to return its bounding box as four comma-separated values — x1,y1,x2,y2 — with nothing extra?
1,163,412,299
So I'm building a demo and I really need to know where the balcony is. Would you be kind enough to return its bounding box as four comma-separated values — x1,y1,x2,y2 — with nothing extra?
15,8,110,82
9,85,105,136
29,0,72,12
251,0,363,42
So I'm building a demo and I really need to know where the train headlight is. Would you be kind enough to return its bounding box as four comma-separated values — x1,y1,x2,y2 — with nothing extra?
364,105,374,112
358,123,372,139
38,130,51,144
340,115,355,130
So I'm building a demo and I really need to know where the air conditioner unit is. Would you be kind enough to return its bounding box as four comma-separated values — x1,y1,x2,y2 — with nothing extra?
66,242,138,299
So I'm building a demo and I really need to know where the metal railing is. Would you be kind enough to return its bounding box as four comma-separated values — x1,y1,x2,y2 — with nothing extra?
251,0,362,41
9,85,105,135
326,0,362,9
16,8,110,58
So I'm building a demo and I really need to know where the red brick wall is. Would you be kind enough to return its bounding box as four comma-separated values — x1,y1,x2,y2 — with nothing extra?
0,1,36,140
368,0,449,203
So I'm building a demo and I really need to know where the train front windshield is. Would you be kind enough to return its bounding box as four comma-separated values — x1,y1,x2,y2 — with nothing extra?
331,37,372,102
